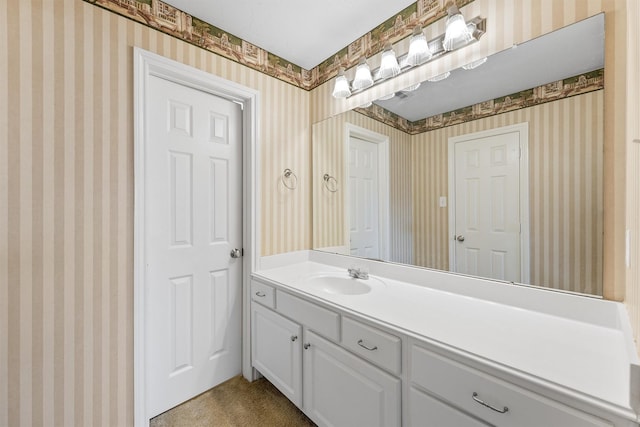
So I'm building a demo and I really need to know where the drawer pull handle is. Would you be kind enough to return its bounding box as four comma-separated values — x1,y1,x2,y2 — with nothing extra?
255,291,266,297
303,343,311,350
291,335,298,342
357,339,378,351
472,392,509,414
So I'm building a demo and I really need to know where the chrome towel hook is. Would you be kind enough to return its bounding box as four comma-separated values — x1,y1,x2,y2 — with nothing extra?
323,173,338,193
281,168,298,190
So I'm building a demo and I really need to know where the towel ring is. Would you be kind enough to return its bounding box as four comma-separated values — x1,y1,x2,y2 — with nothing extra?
281,168,298,190
323,174,338,193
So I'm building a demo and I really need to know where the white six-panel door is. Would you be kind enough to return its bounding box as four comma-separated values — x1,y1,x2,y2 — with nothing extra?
452,130,522,282
349,136,380,258
145,75,243,417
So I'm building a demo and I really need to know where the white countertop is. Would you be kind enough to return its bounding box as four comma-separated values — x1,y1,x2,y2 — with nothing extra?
253,253,639,422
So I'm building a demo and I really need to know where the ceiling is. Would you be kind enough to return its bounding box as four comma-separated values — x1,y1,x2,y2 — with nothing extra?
160,2,603,122
166,0,416,70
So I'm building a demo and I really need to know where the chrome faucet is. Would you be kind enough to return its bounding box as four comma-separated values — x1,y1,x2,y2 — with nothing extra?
348,267,369,280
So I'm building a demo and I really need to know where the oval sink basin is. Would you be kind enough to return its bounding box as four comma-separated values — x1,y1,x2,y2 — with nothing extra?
303,274,385,295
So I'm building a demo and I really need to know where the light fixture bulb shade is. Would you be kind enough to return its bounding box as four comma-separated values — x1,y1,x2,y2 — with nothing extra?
377,92,396,101
428,71,451,82
352,59,373,90
377,45,401,80
443,11,472,51
462,56,488,70
406,28,432,66
332,68,351,98
403,82,421,92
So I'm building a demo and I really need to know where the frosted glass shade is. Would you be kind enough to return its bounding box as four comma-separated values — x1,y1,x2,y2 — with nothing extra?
443,10,472,51
462,57,488,70
403,82,421,92
332,68,351,98
377,45,401,80
352,58,373,90
406,27,432,66
428,71,450,82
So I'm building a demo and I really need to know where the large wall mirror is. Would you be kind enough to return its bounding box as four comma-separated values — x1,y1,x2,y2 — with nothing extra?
312,14,605,296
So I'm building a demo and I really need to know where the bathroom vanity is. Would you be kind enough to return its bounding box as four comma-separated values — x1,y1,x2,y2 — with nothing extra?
250,251,639,427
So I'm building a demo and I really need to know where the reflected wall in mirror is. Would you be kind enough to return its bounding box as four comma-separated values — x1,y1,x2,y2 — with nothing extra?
312,14,605,296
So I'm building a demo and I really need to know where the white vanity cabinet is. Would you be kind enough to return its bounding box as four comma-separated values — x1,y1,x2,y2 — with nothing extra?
408,386,491,427
303,330,401,427
250,270,638,427
251,302,302,406
408,341,613,427
250,279,403,427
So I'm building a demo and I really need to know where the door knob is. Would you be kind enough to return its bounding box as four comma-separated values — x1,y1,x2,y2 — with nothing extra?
230,248,242,258
456,235,465,242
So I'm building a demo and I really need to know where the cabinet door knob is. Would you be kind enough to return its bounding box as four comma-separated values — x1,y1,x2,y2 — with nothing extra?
303,343,311,350
291,335,298,342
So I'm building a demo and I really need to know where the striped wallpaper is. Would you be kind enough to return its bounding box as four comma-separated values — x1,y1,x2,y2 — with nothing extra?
411,91,604,295
626,0,640,353
312,110,413,264
1,1,639,426
0,0,310,425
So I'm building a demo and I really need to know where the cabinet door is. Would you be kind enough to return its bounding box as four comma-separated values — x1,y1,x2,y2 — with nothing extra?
409,386,490,427
251,303,302,406
303,330,401,427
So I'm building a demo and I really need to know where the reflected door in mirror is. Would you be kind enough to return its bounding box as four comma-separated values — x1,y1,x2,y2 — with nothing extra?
451,126,526,282
350,136,380,258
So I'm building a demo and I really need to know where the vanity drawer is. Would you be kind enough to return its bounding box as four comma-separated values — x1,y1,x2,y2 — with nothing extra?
341,317,401,375
410,345,611,427
276,291,340,341
409,386,490,427
251,280,275,308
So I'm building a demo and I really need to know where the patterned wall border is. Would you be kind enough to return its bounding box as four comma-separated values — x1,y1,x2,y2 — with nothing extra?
354,68,605,134
84,0,473,90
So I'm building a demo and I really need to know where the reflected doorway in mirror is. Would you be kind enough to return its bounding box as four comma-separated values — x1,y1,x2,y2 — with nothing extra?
448,123,530,284
345,124,390,261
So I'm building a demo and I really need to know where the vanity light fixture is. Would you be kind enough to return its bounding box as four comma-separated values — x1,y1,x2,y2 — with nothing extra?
332,67,351,98
428,71,451,82
377,43,401,80
406,26,432,66
352,57,374,90
443,6,473,51
462,56,488,70
331,14,485,99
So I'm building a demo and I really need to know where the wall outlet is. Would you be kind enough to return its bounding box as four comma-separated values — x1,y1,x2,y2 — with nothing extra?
439,196,447,208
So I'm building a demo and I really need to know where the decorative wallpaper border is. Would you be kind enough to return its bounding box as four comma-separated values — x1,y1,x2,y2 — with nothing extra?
354,68,605,134
84,0,473,90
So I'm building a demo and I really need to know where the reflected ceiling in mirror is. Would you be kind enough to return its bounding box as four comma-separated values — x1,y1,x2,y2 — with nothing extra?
312,14,605,296
374,14,604,122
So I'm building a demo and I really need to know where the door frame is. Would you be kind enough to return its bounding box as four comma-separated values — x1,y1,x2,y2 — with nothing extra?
344,123,390,260
133,48,260,426
447,122,530,283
